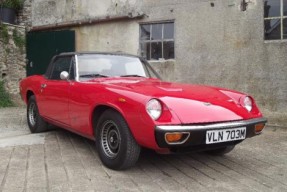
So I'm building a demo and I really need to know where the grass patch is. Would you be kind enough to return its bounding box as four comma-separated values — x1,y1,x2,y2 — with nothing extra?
0,81,14,108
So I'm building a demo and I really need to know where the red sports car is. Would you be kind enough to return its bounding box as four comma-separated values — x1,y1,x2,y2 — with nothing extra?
20,52,267,170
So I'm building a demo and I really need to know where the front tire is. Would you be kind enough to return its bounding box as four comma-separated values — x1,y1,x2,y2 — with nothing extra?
27,95,48,133
96,109,141,170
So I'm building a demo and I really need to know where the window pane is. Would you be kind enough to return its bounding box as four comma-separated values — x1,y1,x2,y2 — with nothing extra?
140,42,151,60
284,0,287,16
284,19,287,39
140,25,150,40
264,19,281,40
151,24,162,40
163,41,175,59
151,42,162,60
264,0,281,18
140,22,175,60
51,57,71,80
164,23,174,39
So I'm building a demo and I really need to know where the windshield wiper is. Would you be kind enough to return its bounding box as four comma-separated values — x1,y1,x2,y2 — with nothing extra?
120,75,146,78
80,74,109,78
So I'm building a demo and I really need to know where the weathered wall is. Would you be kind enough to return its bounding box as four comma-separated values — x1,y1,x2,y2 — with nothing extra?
29,0,287,126
31,0,142,26
75,21,139,54
31,0,112,26
0,25,26,105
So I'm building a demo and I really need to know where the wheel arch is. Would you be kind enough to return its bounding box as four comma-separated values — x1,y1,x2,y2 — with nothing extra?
26,90,35,103
91,104,127,137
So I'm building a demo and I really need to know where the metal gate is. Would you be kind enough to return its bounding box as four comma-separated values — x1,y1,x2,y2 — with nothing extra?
26,30,75,76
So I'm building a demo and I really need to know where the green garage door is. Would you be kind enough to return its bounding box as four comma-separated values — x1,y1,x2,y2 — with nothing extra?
26,30,75,76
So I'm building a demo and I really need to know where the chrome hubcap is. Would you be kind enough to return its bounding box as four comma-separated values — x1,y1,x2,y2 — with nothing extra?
28,103,37,126
101,120,121,159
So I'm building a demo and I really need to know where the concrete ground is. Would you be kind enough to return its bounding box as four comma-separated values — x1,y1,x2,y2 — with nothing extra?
0,107,286,192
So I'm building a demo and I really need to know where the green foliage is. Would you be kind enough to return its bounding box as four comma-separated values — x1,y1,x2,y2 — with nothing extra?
0,0,24,10
0,81,14,108
0,24,25,52
0,23,9,44
12,28,25,51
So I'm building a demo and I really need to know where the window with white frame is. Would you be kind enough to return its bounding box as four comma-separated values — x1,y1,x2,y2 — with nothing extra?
264,0,287,40
140,22,175,60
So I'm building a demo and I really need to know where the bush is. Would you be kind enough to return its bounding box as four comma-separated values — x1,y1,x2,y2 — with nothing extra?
0,81,14,107
0,23,9,44
0,0,24,11
13,28,25,51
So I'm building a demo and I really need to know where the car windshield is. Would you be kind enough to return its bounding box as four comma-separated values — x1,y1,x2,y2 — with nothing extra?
77,54,159,81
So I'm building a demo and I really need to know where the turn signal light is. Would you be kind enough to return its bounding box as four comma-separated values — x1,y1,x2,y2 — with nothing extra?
255,123,265,133
165,132,190,144
165,133,183,143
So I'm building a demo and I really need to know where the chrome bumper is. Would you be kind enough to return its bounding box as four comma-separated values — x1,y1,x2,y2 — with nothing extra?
155,117,267,148
156,117,267,132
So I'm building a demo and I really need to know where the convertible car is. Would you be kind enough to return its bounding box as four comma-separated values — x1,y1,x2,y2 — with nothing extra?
20,52,267,170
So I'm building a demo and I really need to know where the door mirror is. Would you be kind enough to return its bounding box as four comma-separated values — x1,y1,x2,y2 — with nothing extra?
60,71,69,80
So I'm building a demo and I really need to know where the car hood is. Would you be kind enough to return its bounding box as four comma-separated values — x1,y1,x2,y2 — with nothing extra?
94,78,256,124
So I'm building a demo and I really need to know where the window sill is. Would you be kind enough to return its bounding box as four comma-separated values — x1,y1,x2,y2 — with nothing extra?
148,59,175,64
264,39,287,44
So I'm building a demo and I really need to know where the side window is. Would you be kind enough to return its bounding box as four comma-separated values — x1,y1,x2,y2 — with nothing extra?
50,57,71,80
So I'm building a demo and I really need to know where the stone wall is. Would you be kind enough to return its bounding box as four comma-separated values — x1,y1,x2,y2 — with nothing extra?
0,0,31,105
18,0,32,28
0,24,26,105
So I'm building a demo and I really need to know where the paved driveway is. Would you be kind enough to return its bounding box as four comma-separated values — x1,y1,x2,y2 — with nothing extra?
0,107,286,192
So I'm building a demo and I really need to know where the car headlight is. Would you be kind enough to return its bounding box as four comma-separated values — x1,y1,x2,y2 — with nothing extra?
243,96,253,112
146,99,162,120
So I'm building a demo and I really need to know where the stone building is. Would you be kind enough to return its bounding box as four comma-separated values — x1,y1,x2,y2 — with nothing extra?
3,0,287,126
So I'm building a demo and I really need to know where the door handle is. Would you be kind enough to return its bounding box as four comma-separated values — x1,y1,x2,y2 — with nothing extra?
41,84,47,88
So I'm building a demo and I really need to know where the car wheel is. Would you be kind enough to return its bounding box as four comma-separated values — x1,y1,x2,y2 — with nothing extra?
205,145,235,156
27,95,48,133
96,109,141,170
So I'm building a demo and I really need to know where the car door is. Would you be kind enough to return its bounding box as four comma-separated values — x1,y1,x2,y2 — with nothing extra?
39,56,74,126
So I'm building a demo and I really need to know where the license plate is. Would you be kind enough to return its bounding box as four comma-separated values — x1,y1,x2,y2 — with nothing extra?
206,127,246,144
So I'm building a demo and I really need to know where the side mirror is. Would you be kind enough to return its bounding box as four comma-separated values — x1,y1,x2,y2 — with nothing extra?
60,71,69,80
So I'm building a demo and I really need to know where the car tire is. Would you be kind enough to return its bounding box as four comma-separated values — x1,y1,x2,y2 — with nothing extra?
205,145,235,156
27,95,48,133
96,109,141,170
